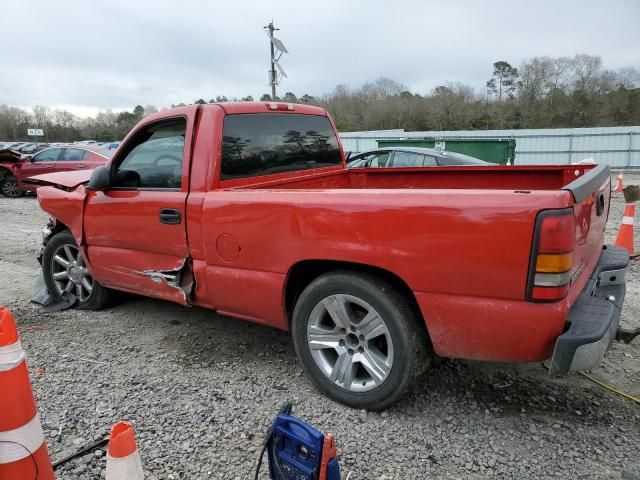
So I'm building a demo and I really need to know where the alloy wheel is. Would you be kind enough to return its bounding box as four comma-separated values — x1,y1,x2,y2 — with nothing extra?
2,179,22,198
306,294,394,392
49,243,94,303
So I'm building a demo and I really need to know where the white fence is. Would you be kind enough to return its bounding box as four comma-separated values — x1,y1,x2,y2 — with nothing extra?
339,126,640,169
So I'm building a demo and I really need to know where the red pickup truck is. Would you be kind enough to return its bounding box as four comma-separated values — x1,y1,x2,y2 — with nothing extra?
28,102,630,409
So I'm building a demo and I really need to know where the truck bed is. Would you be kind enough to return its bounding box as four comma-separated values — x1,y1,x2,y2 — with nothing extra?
235,164,600,195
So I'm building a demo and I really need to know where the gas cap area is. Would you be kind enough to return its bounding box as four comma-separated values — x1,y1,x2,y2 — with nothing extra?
216,233,241,262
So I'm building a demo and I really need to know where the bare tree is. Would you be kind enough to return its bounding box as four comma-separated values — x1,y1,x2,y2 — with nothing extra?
572,54,602,92
615,67,640,89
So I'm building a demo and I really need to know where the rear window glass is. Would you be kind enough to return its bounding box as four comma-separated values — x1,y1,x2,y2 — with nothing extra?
221,113,342,180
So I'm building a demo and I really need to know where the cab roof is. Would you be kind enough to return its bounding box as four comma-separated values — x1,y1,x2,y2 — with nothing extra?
208,101,327,116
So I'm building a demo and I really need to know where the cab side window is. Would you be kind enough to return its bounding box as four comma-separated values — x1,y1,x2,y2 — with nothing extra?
112,119,186,190
32,148,62,162
391,151,424,167
422,155,437,166
368,152,390,167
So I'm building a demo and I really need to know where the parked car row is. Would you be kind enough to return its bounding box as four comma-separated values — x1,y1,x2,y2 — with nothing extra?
0,142,486,199
0,144,114,197
0,140,120,153
0,142,51,155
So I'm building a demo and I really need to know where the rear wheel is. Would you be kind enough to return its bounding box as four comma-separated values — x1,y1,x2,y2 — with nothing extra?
292,271,431,409
42,230,110,310
1,176,25,197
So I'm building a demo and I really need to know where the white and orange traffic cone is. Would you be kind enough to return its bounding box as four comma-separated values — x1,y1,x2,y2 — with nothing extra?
614,172,624,193
0,307,55,479
105,421,144,480
615,202,636,257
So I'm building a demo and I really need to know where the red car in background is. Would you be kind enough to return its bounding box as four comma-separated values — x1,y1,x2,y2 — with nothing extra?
0,145,112,197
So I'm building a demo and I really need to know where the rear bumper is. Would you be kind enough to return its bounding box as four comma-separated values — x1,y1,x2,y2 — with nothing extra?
549,245,629,376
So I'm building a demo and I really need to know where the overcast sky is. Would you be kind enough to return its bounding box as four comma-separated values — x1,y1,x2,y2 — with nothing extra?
1,0,638,116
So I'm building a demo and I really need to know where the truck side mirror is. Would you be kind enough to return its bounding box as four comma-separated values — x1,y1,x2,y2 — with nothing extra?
87,166,111,191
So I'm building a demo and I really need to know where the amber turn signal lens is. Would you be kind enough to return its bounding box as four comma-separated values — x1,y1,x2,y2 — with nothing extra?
535,253,573,273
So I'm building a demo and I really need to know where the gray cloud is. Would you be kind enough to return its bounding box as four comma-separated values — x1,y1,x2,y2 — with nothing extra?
1,0,638,114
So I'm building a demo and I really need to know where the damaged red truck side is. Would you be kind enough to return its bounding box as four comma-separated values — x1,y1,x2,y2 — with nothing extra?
30,102,632,409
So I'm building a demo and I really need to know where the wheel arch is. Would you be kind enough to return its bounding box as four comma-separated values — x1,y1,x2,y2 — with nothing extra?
0,166,12,181
48,219,71,238
284,259,430,338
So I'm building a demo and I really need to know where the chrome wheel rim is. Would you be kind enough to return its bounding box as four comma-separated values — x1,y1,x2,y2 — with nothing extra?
50,243,94,302
307,294,394,392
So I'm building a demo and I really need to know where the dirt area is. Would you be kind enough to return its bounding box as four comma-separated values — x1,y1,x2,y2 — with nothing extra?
0,175,639,480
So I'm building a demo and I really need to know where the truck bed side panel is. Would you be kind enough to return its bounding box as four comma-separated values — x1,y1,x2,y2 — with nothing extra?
416,292,566,361
195,189,572,352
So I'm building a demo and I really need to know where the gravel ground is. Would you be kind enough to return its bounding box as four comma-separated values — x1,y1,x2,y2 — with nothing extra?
0,174,639,480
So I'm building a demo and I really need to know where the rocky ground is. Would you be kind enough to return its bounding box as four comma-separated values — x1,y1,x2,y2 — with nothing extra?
0,174,638,480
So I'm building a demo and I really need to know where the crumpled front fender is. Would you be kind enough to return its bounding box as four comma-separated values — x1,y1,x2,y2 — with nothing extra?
37,185,87,247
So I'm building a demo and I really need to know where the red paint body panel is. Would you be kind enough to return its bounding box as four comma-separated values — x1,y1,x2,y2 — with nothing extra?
33,103,611,364
36,185,87,246
198,188,569,301
416,292,566,361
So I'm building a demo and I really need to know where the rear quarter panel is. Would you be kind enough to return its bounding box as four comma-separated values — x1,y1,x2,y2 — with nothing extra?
196,187,573,360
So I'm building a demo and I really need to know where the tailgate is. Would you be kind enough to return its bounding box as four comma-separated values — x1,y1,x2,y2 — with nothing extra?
564,164,611,300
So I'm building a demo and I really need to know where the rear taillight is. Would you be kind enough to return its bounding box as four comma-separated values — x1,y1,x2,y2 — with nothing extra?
527,208,575,302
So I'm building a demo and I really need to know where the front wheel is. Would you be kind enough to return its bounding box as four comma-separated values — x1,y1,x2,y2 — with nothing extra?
1,176,25,197
292,271,431,410
42,230,110,310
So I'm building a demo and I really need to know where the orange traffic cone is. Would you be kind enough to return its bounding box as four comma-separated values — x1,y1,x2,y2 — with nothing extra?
615,202,636,256
614,173,624,193
0,307,55,480
105,421,144,480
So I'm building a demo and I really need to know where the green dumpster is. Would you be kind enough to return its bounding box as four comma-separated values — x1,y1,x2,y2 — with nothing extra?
376,137,516,165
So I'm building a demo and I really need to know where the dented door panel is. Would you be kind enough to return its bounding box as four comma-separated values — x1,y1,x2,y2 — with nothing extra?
83,189,191,304
87,246,193,304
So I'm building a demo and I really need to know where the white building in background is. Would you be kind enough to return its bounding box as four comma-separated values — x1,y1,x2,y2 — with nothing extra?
339,126,640,169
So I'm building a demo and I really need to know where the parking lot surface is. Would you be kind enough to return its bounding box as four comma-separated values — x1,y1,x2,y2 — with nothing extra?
0,175,639,479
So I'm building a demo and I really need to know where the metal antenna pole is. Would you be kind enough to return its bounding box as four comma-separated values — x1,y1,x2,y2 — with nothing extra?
268,21,277,100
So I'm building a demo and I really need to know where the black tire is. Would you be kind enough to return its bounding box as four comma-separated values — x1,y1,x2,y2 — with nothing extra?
1,176,25,198
42,230,110,310
292,271,431,410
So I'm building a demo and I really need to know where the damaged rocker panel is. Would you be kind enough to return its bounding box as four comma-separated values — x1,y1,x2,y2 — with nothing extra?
135,257,195,305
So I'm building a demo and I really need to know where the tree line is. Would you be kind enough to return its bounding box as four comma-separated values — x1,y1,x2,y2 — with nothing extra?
1,53,638,142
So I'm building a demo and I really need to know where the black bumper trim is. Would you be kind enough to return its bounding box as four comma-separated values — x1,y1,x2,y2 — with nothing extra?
549,245,629,377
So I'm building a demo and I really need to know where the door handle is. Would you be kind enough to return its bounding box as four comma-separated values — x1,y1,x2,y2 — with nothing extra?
77,164,86,168
159,208,182,225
